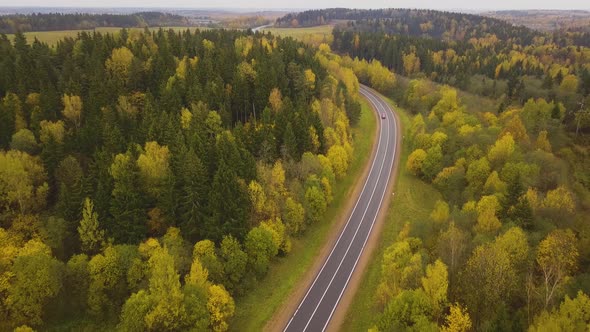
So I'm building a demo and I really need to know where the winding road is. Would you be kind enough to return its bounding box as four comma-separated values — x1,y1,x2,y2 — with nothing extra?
282,85,399,332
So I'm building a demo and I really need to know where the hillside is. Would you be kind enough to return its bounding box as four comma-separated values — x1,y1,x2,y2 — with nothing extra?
0,12,190,34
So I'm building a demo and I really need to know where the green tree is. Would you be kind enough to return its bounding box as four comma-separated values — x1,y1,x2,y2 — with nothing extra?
437,222,468,291
55,155,83,224
421,259,448,321
0,150,48,215
64,254,90,314
193,240,223,284
304,185,327,224
377,289,436,331
109,153,147,244
206,161,250,241
177,149,208,242
161,227,191,276
7,243,63,326
119,290,153,332
461,243,516,327
78,198,105,255
430,200,450,225
10,129,38,154
376,239,424,308
219,236,247,294
422,144,444,180
144,247,187,331
283,197,305,235
529,291,590,332
0,93,20,149
465,157,491,199
244,226,277,278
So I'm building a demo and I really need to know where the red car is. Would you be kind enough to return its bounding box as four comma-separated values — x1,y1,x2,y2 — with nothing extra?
381,113,386,119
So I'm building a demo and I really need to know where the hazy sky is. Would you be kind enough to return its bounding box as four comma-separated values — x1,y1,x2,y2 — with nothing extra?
0,0,588,10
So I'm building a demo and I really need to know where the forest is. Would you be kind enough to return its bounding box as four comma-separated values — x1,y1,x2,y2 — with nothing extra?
0,12,190,34
277,8,590,332
0,27,363,330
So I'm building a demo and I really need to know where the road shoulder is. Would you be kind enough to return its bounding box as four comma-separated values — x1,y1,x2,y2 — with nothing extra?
264,95,381,332
326,91,403,332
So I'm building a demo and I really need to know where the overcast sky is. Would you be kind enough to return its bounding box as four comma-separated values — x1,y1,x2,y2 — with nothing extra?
0,0,588,10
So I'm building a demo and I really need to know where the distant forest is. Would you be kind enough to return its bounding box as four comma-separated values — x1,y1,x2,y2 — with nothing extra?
0,12,190,34
276,8,540,43
276,8,590,47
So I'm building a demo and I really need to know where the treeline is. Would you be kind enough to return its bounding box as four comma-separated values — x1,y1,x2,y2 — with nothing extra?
276,8,540,44
371,80,590,330
218,16,271,30
0,12,190,34
329,19,590,134
0,28,361,330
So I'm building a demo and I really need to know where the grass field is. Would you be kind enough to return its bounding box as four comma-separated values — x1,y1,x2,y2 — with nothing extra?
7,26,208,45
341,98,442,331
6,25,335,47
231,97,377,331
260,25,334,45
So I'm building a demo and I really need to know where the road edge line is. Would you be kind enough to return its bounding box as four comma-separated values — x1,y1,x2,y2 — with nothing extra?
264,90,381,332
325,88,403,332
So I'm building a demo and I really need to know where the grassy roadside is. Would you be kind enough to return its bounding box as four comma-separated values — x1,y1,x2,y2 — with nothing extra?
341,97,442,331
231,98,377,331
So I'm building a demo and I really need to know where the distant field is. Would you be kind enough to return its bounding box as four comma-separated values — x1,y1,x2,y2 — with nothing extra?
6,26,208,45
483,10,590,31
5,25,336,46
260,25,334,44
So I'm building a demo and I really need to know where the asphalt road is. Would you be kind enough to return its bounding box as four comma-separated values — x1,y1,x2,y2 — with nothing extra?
283,85,398,332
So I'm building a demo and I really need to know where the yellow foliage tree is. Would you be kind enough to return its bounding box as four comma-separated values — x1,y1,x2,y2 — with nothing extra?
39,120,65,144
474,195,502,235
442,303,472,332
542,186,575,215
106,47,134,85
137,142,171,198
207,284,235,332
327,145,349,179
62,94,82,129
268,88,283,113
430,200,450,225
407,149,427,176
180,107,192,130
537,229,579,308
488,133,515,166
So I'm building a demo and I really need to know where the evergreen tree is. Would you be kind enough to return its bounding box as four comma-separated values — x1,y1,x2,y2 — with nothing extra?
109,153,147,243
206,161,250,241
178,149,209,242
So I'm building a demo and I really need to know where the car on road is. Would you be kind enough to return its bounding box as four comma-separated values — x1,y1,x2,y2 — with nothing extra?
381,113,386,119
